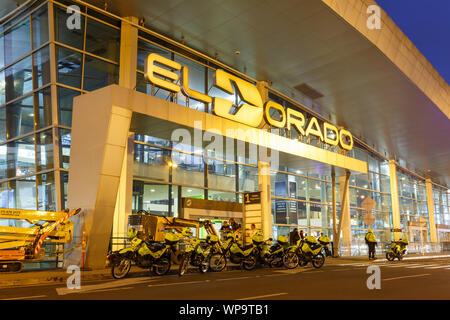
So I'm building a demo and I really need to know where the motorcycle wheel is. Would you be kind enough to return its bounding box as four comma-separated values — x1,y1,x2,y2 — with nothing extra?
153,257,171,276
209,253,227,272
111,258,131,279
386,252,395,261
199,259,209,273
270,256,283,268
178,254,189,276
283,252,299,269
298,256,308,267
241,256,257,271
311,253,325,269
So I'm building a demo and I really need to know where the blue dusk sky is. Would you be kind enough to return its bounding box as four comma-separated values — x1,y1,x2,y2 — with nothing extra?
376,0,450,84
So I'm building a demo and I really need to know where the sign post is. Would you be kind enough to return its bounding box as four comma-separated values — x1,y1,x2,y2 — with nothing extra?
243,192,262,245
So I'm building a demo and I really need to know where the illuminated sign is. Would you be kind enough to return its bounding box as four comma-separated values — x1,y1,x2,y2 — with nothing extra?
145,53,353,150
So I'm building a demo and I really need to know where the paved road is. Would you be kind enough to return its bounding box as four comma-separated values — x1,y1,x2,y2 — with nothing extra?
1,257,449,300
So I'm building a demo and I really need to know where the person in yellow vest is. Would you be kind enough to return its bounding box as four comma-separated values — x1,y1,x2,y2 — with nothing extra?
365,229,378,260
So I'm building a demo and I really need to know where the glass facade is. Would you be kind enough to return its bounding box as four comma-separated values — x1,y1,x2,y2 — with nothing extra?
397,169,429,244
0,0,448,266
0,1,121,213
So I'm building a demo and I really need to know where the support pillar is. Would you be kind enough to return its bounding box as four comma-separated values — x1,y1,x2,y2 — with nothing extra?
388,160,402,241
258,161,272,239
425,179,437,243
338,171,351,256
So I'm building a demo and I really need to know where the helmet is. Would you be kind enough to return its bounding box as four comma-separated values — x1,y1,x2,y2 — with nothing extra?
127,228,138,240
368,229,373,233
181,227,193,237
206,234,219,243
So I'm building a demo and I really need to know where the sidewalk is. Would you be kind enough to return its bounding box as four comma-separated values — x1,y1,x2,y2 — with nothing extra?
1,252,449,288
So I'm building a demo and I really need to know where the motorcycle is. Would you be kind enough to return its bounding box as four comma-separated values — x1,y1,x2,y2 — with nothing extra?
386,239,408,261
221,232,264,270
107,229,180,279
319,236,332,257
283,236,327,269
260,235,290,268
179,234,217,276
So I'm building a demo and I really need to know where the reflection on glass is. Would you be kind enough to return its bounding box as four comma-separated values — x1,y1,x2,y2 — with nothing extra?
5,95,34,140
6,135,35,178
59,128,71,169
57,86,80,127
3,18,31,66
56,46,82,88
37,172,56,211
31,4,49,49
85,18,120,61
133,144,170,181
4,56,33,103
83,55,119,91
54,4,84,49
207,158,235,191
32,45,51,89
132,181,170,216
35,87,52,129
8,178,37,210
36,129,53,171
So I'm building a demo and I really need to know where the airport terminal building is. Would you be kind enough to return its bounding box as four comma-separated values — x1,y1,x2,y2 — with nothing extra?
0,0,449,268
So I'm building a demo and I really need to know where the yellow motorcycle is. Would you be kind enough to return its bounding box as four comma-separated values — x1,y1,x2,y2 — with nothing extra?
386,239,408,261
108,229,180,279
283,236,326,269
179,231,219,276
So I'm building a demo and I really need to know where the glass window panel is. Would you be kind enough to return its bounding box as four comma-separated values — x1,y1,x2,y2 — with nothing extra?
54,4,85,50
5,95,34,140
0,34,4,70
3,18,31,66
59,128,71,169
174,54,206,112
6,135,35,178
36,129,53,171
350,172,369,189
208,190,237,202
57,86,80,127
83,55,119,91
37,172,56,211
56,46,82,88
31,4,49,49
0,144,6,179
238,164,258,192
182,186,205,200
85,18,120,61
207,158,235,191
133,144,170,181
172,153,204,187
0,107,5,143
34,87,52,129
0,70,4,105
61,171,68,209
8,177,37,210
32,45,51,89
4,56,33,103
132,181,170,215
137,39,171,72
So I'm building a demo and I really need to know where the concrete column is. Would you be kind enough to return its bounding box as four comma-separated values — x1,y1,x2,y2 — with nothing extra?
425,179,437,243
65,90,132,269
258,161,272,239
339,173,351,256
111,17,139,250
388,160,401,241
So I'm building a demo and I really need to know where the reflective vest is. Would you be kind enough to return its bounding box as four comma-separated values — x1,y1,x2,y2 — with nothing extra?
365,232,377,243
